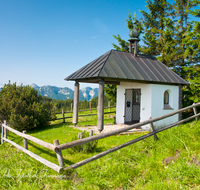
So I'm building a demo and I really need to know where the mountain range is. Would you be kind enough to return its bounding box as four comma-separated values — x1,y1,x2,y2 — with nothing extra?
31,83,99,101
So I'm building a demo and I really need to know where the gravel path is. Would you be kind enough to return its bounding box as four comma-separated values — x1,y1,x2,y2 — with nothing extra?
69,124,145,134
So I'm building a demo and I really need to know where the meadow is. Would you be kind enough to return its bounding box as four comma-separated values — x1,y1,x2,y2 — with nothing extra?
1,110,200,189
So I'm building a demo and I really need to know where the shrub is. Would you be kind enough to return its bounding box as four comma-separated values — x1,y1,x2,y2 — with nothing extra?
68,131,98,153
0,82,56,131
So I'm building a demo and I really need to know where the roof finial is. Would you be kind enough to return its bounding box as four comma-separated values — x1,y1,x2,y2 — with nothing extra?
129,12,139,41
128,12,140,56
133,12,137,25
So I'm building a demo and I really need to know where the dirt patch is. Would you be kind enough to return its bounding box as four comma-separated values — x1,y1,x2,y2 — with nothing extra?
189,156,200,166
163,150,181,165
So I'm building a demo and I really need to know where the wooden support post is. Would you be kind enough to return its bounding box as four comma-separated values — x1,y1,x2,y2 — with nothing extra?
108,101,110,112
149,117,158,141
4,120,7,139
89,101,91,113
71,103,73,112
53,139,65,168
1,122,4,144
178,85,183,121
193,103,199,121
90,130,93,137
62,109,65,123
98,80,104,132
73,82,79,125
23,130,28,149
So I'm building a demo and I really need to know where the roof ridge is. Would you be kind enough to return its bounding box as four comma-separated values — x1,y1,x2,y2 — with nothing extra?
97,50,113,77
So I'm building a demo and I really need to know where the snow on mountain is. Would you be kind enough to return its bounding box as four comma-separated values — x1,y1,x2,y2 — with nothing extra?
80,87,98,101
31,84,98,101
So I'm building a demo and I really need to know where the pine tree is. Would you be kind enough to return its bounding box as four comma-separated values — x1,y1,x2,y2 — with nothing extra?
182,3,200,107
171,0,199,76
183,2,200,66
140,0,175,66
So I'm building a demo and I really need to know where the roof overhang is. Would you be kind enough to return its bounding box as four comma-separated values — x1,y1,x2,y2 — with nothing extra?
65,50,189,86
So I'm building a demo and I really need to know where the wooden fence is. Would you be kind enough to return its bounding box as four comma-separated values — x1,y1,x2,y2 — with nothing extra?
1,103,200,173
52,105,116,123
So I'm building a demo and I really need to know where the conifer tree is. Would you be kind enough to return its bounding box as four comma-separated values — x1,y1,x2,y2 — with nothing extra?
140,0,175,66
183,2,200,66
171,0,199,76
182,4,200,107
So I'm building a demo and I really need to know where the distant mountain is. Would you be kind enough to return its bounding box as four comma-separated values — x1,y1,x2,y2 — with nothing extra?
31,83,99,101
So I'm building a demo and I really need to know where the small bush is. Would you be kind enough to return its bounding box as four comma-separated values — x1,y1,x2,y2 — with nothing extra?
0,82,56,131
68,131,98,153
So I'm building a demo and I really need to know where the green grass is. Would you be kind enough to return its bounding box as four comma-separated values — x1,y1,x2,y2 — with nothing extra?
1,115,200,189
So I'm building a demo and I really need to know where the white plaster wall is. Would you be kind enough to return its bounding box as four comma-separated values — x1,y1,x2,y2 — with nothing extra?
116,82,152,130
116,82,179,131
151,84,179,129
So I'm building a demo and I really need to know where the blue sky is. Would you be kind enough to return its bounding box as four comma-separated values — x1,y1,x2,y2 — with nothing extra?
0,0,149,89
0,0,197,90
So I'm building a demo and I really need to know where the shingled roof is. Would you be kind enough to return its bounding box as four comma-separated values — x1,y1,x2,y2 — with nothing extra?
65,50,188,85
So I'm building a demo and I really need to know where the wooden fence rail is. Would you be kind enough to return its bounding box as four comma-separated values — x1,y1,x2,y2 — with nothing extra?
2,124,55,151
2,137,62,173
64,113,200,169
55,105,116,114
54,102,200,151
52,105,116,122
53,102,116,123
1,102,200,173
53,111,116,121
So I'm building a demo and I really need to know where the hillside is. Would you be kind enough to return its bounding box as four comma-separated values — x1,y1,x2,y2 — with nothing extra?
31,83,99,101
1,118,200,189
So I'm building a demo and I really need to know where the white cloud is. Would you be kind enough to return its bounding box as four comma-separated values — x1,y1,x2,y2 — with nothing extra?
93,18,108,34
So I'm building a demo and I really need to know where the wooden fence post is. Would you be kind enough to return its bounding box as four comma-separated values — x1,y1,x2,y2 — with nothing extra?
149,117,159,141
1,123,3,144
4,120,7,139
90,130,93,137
193,103,199,121
71,103,73,112
62,109,65,123
78,132,83,149
53,139,65,168
108,101,110,112
89,101,91,113
23,130,28,149
79,132,83,139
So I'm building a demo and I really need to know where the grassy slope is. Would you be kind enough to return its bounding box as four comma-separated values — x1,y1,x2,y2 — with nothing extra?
1,115,200,189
